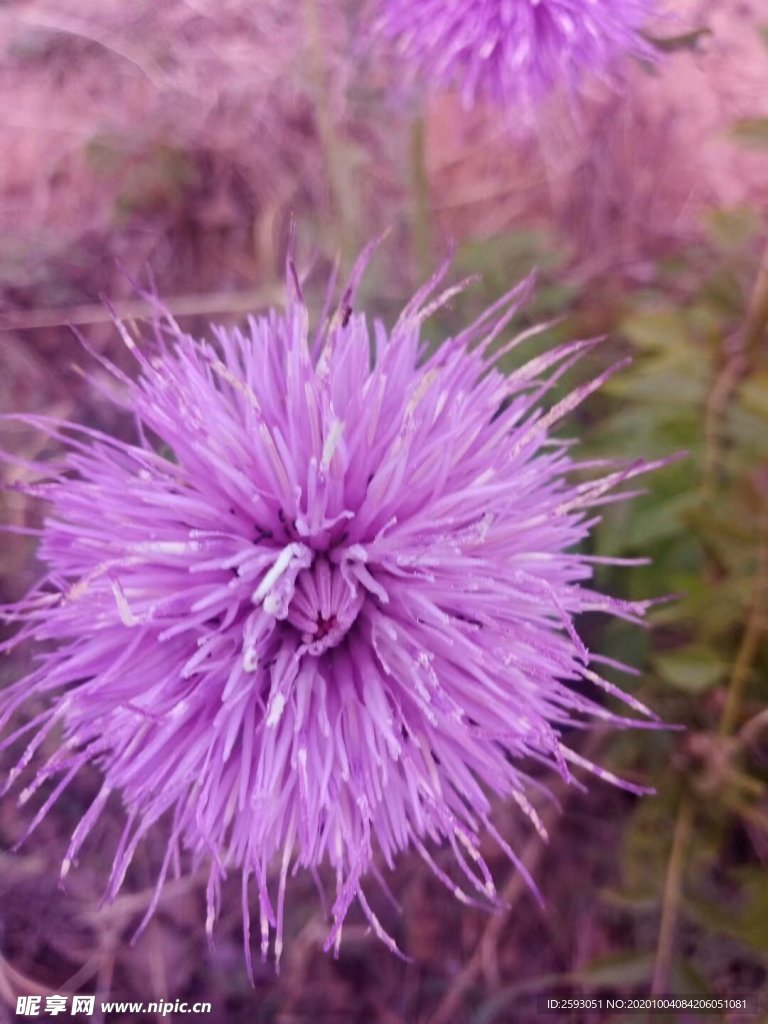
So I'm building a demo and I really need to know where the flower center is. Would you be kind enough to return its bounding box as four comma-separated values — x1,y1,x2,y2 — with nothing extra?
286,557,364,656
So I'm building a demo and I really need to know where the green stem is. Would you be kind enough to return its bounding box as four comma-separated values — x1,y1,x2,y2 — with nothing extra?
654,245,768,1009
725,799,768,834
719,507,768,736
409,111,432,282
302,0,354,264
743,241,768,365
651,795,695,996
702,240,768,494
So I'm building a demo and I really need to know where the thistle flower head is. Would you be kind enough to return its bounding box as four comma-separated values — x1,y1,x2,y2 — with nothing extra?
1,245,660,970
372,0,657,110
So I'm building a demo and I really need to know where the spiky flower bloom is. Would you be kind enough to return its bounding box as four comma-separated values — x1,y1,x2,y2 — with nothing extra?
1,249,660,970
372,0,657,109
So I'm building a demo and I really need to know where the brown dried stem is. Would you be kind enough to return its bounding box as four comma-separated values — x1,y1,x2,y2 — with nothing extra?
302,0,355,265
0,287,280,333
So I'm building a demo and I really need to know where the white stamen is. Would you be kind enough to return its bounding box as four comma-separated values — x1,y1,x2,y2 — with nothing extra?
111,578,139,627
252,543,306,605
266,693,286,728
321,419,344,471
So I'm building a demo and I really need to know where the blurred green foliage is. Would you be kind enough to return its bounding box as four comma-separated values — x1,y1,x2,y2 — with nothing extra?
87,131,200,221
438,195,768,1016
584,210,768,1009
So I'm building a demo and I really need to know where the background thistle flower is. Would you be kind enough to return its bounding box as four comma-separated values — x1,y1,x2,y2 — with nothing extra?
371,0,658,110
1,247,662,972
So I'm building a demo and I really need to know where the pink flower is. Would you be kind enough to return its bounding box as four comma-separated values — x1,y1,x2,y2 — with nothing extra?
1,248,660,970
372,0,657,109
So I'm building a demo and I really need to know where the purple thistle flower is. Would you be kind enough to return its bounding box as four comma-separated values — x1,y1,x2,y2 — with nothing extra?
371,0,657,109
1,247,662,971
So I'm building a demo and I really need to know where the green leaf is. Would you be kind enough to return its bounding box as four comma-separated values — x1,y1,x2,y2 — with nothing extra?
621,796,677,898
470,956,656,1024
470,975,563,1024
729,868,768,952
686,869,768,953
604,362,708,407
654,649,726,693
645,28,712,53
621,309,690,352
731,118,768,149
617,493,699,550
739,372,768,419
707,207,762,251
600,888,660,912
566,953,655,988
